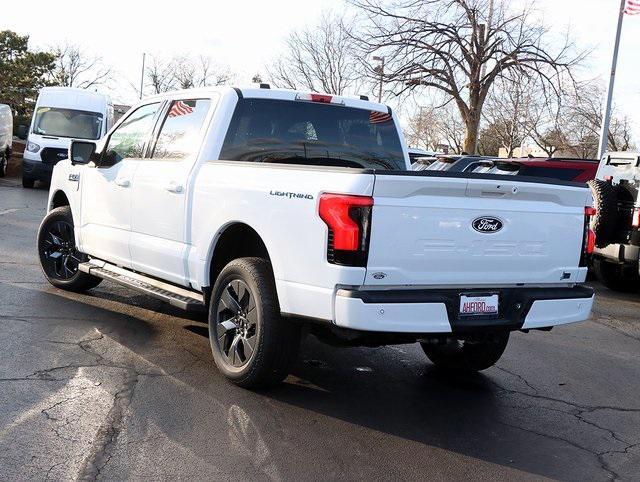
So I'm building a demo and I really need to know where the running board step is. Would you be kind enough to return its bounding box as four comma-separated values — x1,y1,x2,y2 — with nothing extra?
79,260,206,311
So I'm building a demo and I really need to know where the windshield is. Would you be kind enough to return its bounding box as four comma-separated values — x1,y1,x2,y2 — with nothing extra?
33,107,103,140
219,98,405,170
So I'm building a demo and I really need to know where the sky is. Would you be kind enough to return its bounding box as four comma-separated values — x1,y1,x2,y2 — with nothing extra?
3,0,640,139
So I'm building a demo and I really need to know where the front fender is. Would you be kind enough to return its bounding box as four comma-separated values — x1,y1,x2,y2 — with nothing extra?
47,160,82,212
47,160,84,247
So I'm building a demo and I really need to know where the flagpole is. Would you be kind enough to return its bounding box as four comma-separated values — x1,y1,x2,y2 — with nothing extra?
139,53,146,100
598,0,626,158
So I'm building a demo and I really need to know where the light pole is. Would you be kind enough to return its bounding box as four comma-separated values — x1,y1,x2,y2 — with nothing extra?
139,53,146,100
598,0,626,159
475,0,494,155
373,56,385,103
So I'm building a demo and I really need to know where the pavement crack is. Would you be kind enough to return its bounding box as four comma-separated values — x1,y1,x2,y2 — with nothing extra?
489,378,640,414
496,419,621,480
491,374,640,481
41,396,83,422
44,461,65,481
494,365,539,393
76,371,140,481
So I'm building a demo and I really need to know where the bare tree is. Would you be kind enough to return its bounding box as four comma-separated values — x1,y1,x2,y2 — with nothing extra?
568,82,633,155
610,116,633,152
477,123,504,156
174,55,233,89
405,102,464,153
508,79,634,158
146,54,233,94
439,105,466,154
481,77,534,157
146,56,178,94
351,0,584,153
267,12,365,95
405,105,442,150
52,44,112,89
506,73,575,157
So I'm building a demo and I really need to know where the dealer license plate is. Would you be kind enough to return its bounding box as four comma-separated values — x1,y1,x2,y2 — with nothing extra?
459,294,499,316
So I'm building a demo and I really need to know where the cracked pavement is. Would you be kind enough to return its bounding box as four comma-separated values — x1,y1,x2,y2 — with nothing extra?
0,176,639,481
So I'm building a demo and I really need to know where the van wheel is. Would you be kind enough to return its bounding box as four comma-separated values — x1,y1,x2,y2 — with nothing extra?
37,206,102,292
593,258,639,292
420,334,509,372
22,176,35,188
0,152,7,177
209,257,300,388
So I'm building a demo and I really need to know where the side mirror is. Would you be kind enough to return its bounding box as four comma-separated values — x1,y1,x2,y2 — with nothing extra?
16,125,28,140
69,140,98,165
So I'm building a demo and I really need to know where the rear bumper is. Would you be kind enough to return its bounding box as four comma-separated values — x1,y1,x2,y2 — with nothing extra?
334,285,594,333
594,243,640,265
22,157,54,182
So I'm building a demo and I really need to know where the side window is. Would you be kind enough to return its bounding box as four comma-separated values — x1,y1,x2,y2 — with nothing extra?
151,99,211,160
102,103,160,166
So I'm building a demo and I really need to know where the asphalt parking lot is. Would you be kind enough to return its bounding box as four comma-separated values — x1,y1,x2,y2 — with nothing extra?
0,175,639,481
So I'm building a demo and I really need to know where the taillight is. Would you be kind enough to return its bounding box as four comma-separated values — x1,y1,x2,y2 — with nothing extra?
632,207,640,228
295,92,344,105
319,193,373,267
310,93,333,103
581,206,596,265
586,229,596,254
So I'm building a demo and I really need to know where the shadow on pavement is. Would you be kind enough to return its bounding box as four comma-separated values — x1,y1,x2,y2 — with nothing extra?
1,280,604,480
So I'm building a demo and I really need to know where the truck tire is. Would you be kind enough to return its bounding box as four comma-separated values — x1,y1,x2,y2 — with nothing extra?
420,334,509,372
22,176,35,188
587,179,618,248
37,206,102,292
208,257,300,388
593,258,639,292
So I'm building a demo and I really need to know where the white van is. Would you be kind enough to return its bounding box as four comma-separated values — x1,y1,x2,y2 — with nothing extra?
22,87,114,188
0,104,12,177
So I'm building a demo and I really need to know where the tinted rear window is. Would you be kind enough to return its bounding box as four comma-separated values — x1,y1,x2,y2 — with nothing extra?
219,98,405,170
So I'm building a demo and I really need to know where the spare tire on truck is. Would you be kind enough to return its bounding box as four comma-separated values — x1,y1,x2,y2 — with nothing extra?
587,179,618,248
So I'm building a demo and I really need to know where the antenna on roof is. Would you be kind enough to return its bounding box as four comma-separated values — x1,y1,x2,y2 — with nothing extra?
259,83,271,89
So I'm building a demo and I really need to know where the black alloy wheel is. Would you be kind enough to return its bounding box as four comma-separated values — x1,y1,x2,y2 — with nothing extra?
215,279,259,368
37,206,102,292
208,257,300,387
41,219,82,280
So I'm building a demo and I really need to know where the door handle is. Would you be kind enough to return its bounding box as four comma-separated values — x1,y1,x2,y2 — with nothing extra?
115,178,130,188
165,181,183,193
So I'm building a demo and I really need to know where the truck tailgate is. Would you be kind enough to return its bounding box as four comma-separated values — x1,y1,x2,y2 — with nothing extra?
366,174,591,286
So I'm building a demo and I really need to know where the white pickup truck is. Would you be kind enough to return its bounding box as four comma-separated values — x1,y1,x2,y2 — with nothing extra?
38,86,595,387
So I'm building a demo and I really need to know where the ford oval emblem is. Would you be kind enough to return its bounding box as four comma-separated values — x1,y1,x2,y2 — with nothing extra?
472,217,503,233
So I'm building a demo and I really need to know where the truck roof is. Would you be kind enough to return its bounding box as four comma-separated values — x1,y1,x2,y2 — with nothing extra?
141,85,391,113
37,87,112,112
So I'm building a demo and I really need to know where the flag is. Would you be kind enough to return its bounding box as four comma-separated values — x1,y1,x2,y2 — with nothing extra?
625,0,640,15
369,111,392,124
168,100,194,117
